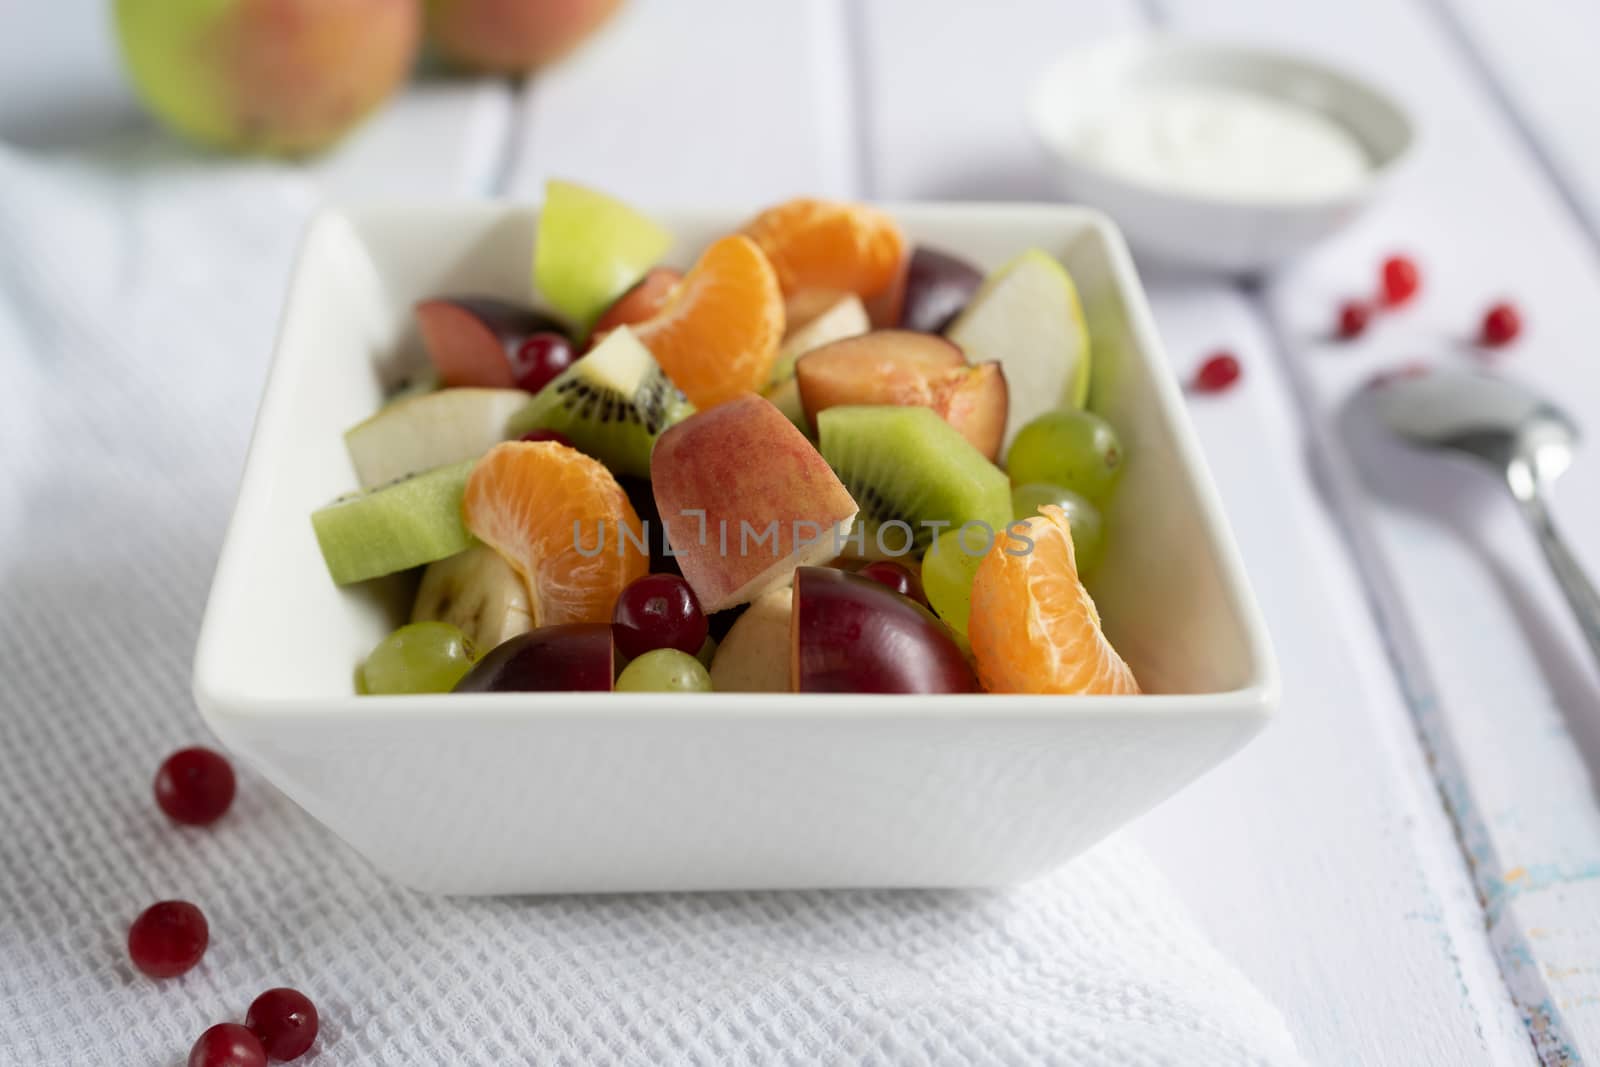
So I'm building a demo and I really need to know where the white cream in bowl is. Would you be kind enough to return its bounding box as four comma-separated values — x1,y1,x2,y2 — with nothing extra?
1031,37,1414,272
1070,83,1372,202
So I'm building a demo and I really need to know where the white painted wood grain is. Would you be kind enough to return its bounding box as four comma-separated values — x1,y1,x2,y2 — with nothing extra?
857,2,1534,1062
313,81,514,199
504,0,856,205
1440,0,1600,239
1156,0,1600,1061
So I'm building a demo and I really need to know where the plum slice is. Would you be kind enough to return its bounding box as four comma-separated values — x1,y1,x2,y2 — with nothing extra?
791,567,978,694
795,330,1009,460
453,623,614,692
415,297,570,389
899,246,984,334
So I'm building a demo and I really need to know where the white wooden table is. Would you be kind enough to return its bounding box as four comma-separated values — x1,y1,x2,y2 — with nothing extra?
8,2,1600,1063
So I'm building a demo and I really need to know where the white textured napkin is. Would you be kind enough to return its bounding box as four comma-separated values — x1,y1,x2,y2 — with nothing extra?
0,144,1303,1066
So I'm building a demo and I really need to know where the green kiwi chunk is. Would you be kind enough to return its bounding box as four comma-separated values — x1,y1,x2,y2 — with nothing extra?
506,326,692,477
816,405,1012,558
311,460,477,585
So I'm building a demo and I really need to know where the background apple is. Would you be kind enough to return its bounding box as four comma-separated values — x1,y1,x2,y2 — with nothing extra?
114,0,421,155
426,0,624,74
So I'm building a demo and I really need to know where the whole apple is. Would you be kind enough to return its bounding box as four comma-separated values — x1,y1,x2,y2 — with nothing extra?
427,0,624,74
114,0,422,156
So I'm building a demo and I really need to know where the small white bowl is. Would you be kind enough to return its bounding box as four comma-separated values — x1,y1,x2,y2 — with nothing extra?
1030,36,1415,273
192,202,1277,895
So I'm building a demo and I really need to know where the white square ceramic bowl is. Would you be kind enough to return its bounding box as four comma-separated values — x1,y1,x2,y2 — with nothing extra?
193,202,1277,895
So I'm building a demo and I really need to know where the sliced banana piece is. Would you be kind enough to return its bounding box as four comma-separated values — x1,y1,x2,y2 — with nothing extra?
412,544,535,653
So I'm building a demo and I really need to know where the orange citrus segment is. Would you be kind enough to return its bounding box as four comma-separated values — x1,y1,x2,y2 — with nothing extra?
462,441,648,627
744,199,907,325
969,504,1140,695
590,266,683,341
630,235,783,410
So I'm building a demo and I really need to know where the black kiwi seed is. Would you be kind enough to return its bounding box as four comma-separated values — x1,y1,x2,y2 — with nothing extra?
556,376,682,431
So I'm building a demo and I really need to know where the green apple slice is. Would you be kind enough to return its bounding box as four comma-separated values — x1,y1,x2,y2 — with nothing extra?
534,180,673,333
946,249,1091,447
344,387,529,489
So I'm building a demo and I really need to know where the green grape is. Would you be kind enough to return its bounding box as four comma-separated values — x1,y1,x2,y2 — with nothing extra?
1011,483,1106,574
361,621,475,694
616,648,713,693
921,528,989,636
1005,409,1125,503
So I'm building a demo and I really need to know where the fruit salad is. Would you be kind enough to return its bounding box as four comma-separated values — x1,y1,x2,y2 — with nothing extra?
311,183,1139,697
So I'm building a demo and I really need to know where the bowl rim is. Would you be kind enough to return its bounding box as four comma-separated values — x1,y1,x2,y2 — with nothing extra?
192,199,1280,725
1028,32,1418,211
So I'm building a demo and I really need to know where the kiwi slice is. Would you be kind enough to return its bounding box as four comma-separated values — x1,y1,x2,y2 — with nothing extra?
817,406,1012,558
311,460,477,585
506,326,692,477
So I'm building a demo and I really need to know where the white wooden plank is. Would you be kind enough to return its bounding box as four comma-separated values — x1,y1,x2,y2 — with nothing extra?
856,0,1130,203
1439,0,1600,239
505,0,856,206
0,4,140,147
312,82,514,199
1133,282,1537,1067
1157,0,1600,1062
0,7,512,198
860,2,1533,1063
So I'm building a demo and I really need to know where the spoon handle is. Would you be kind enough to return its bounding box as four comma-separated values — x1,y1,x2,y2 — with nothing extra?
1519,493,1600,676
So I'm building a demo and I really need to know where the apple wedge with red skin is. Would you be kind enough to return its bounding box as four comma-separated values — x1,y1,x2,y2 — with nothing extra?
795,330,1010,461
454,623,614,692
650,395,858,613
415,298,570,388
791,567,978,693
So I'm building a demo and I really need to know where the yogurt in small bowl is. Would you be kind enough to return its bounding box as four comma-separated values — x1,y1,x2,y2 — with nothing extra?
1030,36,1414,273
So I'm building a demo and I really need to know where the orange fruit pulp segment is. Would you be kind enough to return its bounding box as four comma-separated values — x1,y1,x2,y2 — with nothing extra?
589,266,683,342
968,504,1140,695
630,234,784,410
744,198,908,326
462,441,648,627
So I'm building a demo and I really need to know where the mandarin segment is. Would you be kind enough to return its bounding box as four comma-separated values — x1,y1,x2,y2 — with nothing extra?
462,441,648,627
744,199,908,326
591,266,683,340
968,505,1139,695
630,235,783,410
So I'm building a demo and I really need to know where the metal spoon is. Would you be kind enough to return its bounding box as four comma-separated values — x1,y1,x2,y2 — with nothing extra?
1373,368,1600,675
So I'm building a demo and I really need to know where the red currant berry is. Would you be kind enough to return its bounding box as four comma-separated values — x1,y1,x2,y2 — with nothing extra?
1191,351,1242,394
1337,301,1371,339
188,1023,267,1067
612,574,708,660
857,561,927,607
518,429,574,448
154,747,236,825
1479,302,1522,347
247,987,319,1061
128,900,208,978
1380,255,1421,306
509,332,575,393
